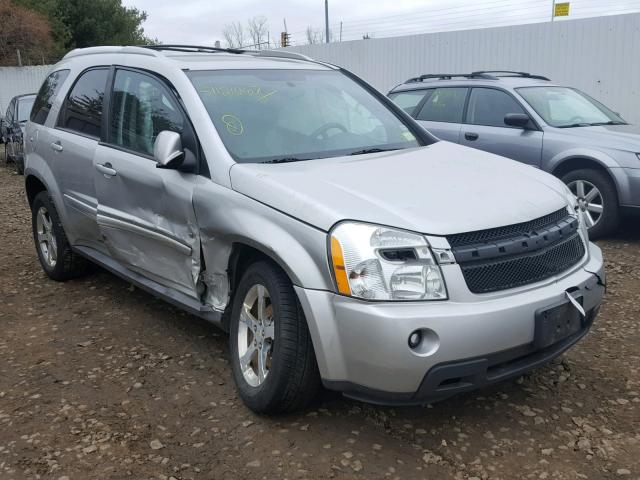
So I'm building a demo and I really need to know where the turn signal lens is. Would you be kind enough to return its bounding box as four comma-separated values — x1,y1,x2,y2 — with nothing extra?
331,236,352,296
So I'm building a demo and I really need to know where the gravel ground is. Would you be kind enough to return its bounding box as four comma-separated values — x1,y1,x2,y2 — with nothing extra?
1,162,639,480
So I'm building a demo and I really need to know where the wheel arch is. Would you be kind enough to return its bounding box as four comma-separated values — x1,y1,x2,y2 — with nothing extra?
25,174,48,208
550,155,620,196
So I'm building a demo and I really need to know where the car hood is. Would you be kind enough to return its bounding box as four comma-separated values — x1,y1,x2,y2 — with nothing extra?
229,142,569,235
556,124,640,152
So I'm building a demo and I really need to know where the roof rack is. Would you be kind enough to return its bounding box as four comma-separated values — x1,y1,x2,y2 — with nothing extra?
142,44,247,54
406,72,497,83
142,45,313,62
471,70,551,81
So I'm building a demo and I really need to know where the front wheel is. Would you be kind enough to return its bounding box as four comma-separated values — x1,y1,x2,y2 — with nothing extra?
562,169,619,239
229,261,320,413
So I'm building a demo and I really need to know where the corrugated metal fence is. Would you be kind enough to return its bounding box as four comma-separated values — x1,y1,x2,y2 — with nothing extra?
0,66,51,114
289,13,640,126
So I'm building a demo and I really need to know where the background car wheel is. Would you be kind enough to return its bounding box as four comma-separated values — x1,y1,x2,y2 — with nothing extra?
31,191,89,281
15,155,24,175
562,168,619,239
229,260,320,414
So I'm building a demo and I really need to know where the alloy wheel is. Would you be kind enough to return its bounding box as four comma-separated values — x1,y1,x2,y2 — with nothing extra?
237,284,275,387
567,179,604,228
36,206,58,268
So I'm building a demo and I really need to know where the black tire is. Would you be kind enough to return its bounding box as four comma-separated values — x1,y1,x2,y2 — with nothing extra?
561,168,619,239
15,155,24,175
229,260,321,414
31,191,89,281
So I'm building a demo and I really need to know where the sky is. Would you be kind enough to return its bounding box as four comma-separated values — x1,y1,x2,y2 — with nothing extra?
121,0,640,47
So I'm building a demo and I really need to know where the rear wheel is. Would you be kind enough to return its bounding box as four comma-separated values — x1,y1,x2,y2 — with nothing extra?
31,191,89,281
229,261,320,413
562,168,619,239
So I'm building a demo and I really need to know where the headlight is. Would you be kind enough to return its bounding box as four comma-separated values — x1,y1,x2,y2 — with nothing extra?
329,222,447,301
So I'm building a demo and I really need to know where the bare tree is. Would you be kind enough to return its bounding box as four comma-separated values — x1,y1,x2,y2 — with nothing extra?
247,16,268,49
305,26,323,45
222,21,245,48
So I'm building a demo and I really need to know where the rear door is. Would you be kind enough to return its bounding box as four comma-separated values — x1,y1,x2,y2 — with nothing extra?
413,87,467,142
94,67,201,298
50,68,109,249
460,87,543,166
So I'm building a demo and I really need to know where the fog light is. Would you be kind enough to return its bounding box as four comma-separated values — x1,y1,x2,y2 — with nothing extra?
408,330,422,349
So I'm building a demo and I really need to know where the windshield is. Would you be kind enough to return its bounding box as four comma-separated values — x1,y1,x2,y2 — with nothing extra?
17,97,35,122
516,86,626,128
187,69,423,163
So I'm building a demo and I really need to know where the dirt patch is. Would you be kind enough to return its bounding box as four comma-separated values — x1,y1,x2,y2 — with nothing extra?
0,166,638,480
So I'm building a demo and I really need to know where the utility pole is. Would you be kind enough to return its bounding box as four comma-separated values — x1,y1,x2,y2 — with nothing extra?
339,21,343,42
325,0,329,43
16,49,22,67
551,0,556,21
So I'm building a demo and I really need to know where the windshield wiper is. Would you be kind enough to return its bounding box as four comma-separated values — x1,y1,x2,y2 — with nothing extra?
261,157,309,164
557,123,592,128
348,147,400,156
588,120,627,126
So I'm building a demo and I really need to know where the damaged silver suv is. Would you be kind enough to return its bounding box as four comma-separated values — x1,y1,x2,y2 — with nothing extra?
25,46,605,413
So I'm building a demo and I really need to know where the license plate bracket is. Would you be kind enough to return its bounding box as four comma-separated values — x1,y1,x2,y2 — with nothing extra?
534,295,584,349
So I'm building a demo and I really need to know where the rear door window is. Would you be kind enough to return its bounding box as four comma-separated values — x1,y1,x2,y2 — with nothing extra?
416,87,468,123
31,69,70,125
466,88,527,127
58,68,109,138
389,90,432,116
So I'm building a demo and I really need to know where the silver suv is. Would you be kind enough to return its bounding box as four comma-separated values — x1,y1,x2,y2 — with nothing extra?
25,47,604,413
389,71,640,239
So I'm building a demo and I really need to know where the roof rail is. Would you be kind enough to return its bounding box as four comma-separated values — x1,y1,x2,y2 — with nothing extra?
254,50,313,61
142,44,247,55
406,72,497,83
471,70,551,81
63,46,159,60
142,45,314,62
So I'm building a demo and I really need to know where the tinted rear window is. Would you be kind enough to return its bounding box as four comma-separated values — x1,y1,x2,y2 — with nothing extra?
31,70,70,125
58,68,108,138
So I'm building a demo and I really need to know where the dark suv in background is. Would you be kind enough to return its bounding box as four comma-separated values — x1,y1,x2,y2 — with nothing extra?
389,71,640,238
1,93,36,174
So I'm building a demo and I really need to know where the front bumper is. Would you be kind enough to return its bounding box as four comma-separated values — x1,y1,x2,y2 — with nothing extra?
295,241,605,405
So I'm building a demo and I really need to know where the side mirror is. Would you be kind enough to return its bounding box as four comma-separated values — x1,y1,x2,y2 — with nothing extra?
504,113,531,129
154,130,185,169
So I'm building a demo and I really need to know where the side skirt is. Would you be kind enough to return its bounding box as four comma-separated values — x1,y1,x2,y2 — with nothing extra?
73,245,223,327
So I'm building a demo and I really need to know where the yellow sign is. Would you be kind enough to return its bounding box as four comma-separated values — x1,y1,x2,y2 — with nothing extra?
554,2,570,17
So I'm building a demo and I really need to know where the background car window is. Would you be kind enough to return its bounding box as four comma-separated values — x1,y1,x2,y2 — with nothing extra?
5,100,15,124
389,90,431,115
31,70,70,125
59,68,108,138
517,86,625,127
110,69,185,156
17,97,35,123
416,87,468,123
466,88,527,127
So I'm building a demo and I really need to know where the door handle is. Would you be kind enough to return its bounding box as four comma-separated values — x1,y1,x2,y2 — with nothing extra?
464,132,479,141
96,162,117,177
50,141,63,152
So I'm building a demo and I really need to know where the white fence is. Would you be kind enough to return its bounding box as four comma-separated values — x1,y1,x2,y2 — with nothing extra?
289,13,640,126
0,66,51,114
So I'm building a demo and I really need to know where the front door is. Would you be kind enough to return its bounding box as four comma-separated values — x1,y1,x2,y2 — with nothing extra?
459,87,543,166
94,68,201,298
